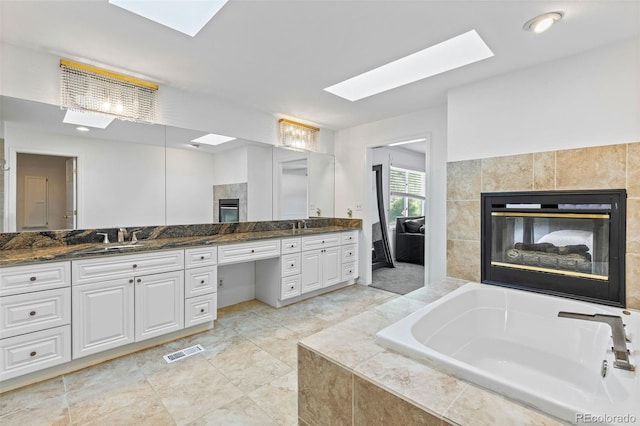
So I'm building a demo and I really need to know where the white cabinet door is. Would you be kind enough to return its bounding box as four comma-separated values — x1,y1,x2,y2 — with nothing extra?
322,247,341,288
301,249,322,294
72,277,135,359
135,270,184,342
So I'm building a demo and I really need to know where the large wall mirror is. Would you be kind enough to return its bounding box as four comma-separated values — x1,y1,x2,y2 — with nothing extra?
0,96,335,232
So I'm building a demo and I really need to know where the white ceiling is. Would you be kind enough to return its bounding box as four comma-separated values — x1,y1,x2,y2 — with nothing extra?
1,1,639,130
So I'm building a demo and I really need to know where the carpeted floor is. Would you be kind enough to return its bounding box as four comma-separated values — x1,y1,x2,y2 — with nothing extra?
369,261,424,295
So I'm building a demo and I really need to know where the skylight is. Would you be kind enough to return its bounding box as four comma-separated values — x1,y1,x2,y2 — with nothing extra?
108,0,229,37
191,133,236,146
63,110,115,129
324,30,494,101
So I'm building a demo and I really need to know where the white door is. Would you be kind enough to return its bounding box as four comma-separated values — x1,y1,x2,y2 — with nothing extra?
322,247,341,288
23,175,48,228
64,158,76,229
72,277,135,359
135,270,184,341
301,249,322,293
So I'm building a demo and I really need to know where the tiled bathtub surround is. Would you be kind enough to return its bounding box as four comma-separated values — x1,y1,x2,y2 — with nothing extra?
298,279,565,426
446,141,640,309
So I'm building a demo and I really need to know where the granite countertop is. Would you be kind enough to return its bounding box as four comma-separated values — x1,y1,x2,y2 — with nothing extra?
0,225,356,267
299,279,568,426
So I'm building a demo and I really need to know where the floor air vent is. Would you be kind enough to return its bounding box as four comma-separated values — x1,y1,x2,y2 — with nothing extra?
163,344,204,363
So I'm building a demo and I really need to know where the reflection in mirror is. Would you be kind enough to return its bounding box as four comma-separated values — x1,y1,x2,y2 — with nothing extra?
1,96,166,232
164,126,273,225
1,96,336,233
272,147,335,220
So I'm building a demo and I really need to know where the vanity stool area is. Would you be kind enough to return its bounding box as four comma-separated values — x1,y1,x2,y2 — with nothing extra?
0,227,360,392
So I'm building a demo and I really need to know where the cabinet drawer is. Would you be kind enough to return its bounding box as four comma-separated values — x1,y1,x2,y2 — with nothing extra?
185,293,217,328
184,247,217,268
341,244,358,263
217,240,281,265
1,288,71,339
0,325,71,381
1,262,70,296
341,261,359,281
301,233,340,251
281,254,301,277
280,276,301,300
72,250,184,285
341,230,358,244
281,237,301,254
185,266,217,298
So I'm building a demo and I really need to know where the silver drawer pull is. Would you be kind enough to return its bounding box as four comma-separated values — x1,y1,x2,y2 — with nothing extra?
29,311,36,316
30,276,37,282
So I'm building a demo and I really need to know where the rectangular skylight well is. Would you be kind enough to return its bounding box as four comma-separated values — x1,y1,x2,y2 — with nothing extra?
63,110,115,129
108,0,229,37
324,30,494,101
191,133,236,146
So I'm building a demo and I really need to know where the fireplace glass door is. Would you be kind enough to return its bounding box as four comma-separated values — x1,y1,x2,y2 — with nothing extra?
482,190,626,307
491,210,610,279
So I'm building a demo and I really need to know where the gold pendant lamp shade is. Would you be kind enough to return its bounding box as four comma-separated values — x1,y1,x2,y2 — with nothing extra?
60,59,159,124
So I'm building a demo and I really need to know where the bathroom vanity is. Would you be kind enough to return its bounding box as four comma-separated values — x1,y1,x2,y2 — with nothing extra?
0,219,360,390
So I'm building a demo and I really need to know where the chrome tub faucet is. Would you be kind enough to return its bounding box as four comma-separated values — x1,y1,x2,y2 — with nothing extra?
558,311,635,371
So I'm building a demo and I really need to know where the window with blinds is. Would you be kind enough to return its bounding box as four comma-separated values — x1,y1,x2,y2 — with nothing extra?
389,166,425,226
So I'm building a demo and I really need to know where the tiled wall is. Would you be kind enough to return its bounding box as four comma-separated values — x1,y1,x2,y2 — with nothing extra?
447,142,640,310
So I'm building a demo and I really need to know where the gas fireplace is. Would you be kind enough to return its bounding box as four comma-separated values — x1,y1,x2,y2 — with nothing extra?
481,190,626,307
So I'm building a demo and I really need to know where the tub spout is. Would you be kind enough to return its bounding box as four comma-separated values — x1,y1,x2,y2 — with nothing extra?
558,312,635,372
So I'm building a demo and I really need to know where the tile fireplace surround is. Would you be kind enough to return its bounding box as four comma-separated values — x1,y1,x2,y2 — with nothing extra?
447,142,640,310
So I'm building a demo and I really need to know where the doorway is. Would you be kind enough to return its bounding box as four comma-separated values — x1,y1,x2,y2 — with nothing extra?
368,140,428,295
16,153,76,231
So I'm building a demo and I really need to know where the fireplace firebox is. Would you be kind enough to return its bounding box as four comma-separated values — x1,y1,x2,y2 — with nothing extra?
481,190,626,307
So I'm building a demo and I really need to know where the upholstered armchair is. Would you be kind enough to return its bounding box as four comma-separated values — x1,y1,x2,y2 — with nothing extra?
395,216,425,265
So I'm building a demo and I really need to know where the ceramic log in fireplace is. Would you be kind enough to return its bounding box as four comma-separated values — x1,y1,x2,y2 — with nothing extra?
481,189,626,307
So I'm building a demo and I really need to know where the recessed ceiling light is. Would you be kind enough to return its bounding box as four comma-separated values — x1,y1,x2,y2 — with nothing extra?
389,138,427,147
191,133,236,146
523,12,563,34
76,126,90,132
324,30,494,102
63,110,115,129
109,0,229,37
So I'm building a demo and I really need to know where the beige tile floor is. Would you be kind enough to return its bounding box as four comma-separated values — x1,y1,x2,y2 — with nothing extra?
0,284,398,426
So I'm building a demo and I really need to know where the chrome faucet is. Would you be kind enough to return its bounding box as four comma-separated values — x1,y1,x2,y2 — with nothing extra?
558,311,635,371
96,232,110,244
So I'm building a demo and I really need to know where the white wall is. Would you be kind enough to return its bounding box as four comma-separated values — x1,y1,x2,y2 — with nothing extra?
246,144,273,221
4,125,165,230
448,37,640,161
165,147,216,225
0,43,336,148
334,105,448,286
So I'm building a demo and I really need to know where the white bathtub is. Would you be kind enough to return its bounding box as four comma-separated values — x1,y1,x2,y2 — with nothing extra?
376,283,639,425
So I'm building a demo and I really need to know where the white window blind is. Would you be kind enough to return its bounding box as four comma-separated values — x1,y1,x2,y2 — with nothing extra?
390,167,425,199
